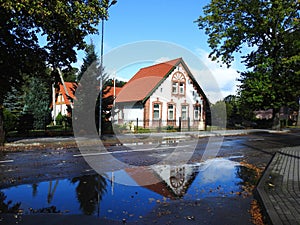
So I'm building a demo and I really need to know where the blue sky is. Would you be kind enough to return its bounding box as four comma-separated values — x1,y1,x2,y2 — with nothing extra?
75,0,244,102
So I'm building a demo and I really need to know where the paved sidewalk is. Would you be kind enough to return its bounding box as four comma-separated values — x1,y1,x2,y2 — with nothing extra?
256,147,300,225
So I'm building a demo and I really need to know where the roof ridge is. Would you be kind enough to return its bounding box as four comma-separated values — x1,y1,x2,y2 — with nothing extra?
140,57,181,70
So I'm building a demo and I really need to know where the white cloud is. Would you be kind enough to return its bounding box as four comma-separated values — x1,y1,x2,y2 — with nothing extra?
192,49,241,103
154,57,171,64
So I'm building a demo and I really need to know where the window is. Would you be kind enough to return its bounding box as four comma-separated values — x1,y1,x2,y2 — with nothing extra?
172,82,178,94
179,82,184,94
153,103,161,120
168,104,175,120
172,72,186,96
194,105,200,120
181,105,188,120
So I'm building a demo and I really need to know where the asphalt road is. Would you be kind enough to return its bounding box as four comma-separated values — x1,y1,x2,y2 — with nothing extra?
1,129,300,225
2,130,300,187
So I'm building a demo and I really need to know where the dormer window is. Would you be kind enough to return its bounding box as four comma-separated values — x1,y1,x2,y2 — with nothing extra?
172,72,186,96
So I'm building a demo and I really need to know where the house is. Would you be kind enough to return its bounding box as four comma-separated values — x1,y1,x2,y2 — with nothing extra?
51,82,77,123
114,58,209,130
103,85,123,110
51,75,124,126
102,85,123,122
125,163,199,199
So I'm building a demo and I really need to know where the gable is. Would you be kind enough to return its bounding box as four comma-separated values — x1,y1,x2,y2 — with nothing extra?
115,58,209,105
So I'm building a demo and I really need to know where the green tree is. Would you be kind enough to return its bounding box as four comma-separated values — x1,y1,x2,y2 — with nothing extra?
3,109,18,133
223,95,244,127
62,67,78,82
105,78,127,87
77,42,98,82
76,42,113,134
209,101,227,129
196,0,300,127
0,0,115,144
23,76,52,130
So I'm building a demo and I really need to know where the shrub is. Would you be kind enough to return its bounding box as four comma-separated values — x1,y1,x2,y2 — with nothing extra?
55,112,64,126
3,109,18,132
18,112,34,134
166,125,174,130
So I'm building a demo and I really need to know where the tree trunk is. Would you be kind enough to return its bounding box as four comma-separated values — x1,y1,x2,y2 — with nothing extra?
0,107,5,146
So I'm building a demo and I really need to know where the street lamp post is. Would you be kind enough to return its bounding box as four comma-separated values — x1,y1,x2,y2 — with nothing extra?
99,0,117,136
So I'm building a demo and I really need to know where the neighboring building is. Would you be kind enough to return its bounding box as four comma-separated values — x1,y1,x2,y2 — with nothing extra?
51,82,77,122
51,81,122,124
103,85,123,121
254,109,273,120
114,58,209,130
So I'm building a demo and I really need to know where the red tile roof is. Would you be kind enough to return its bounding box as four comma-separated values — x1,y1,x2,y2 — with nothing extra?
58,82,77,105
115,58,182,103
103,86,122,99
125,168,178,199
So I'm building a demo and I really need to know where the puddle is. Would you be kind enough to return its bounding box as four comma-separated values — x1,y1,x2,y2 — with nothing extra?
0,158,257,222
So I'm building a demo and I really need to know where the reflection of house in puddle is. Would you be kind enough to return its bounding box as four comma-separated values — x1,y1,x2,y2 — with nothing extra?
125,164,199,199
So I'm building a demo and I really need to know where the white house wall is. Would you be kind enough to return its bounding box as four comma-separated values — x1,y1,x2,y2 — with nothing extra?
151,164,198,196
52,104,68,118
122,104,144,125
51,94,69,122
149,63,203,127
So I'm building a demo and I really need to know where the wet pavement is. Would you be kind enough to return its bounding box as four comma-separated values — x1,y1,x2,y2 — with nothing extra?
1,129,300,224
0,158,257,224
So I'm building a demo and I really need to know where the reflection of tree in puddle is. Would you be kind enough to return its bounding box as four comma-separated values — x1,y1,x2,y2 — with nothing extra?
47,180,59,204
0,191,21,213
32,183,38,197
71,174,107,216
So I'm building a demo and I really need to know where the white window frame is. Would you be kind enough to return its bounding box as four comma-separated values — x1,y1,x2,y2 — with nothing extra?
168,104,175,120
179,82,185,94
172,82,178,94
153,103,161,120
181,105,188,120
194,105,200,120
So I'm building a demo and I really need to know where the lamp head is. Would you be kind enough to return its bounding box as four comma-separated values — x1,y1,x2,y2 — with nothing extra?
110,0,117,6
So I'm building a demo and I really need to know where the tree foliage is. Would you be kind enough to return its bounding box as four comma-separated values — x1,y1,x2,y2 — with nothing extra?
77,42,98,82
23,76,52,130
62,67,78,82
75,42,113,134
0,0,114,144
1,0,110,102
196,0,300,117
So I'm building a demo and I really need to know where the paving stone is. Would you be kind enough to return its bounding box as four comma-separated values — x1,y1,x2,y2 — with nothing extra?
256,147,300,225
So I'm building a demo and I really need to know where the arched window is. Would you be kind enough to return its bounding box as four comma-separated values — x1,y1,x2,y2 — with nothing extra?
172,72,186,96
